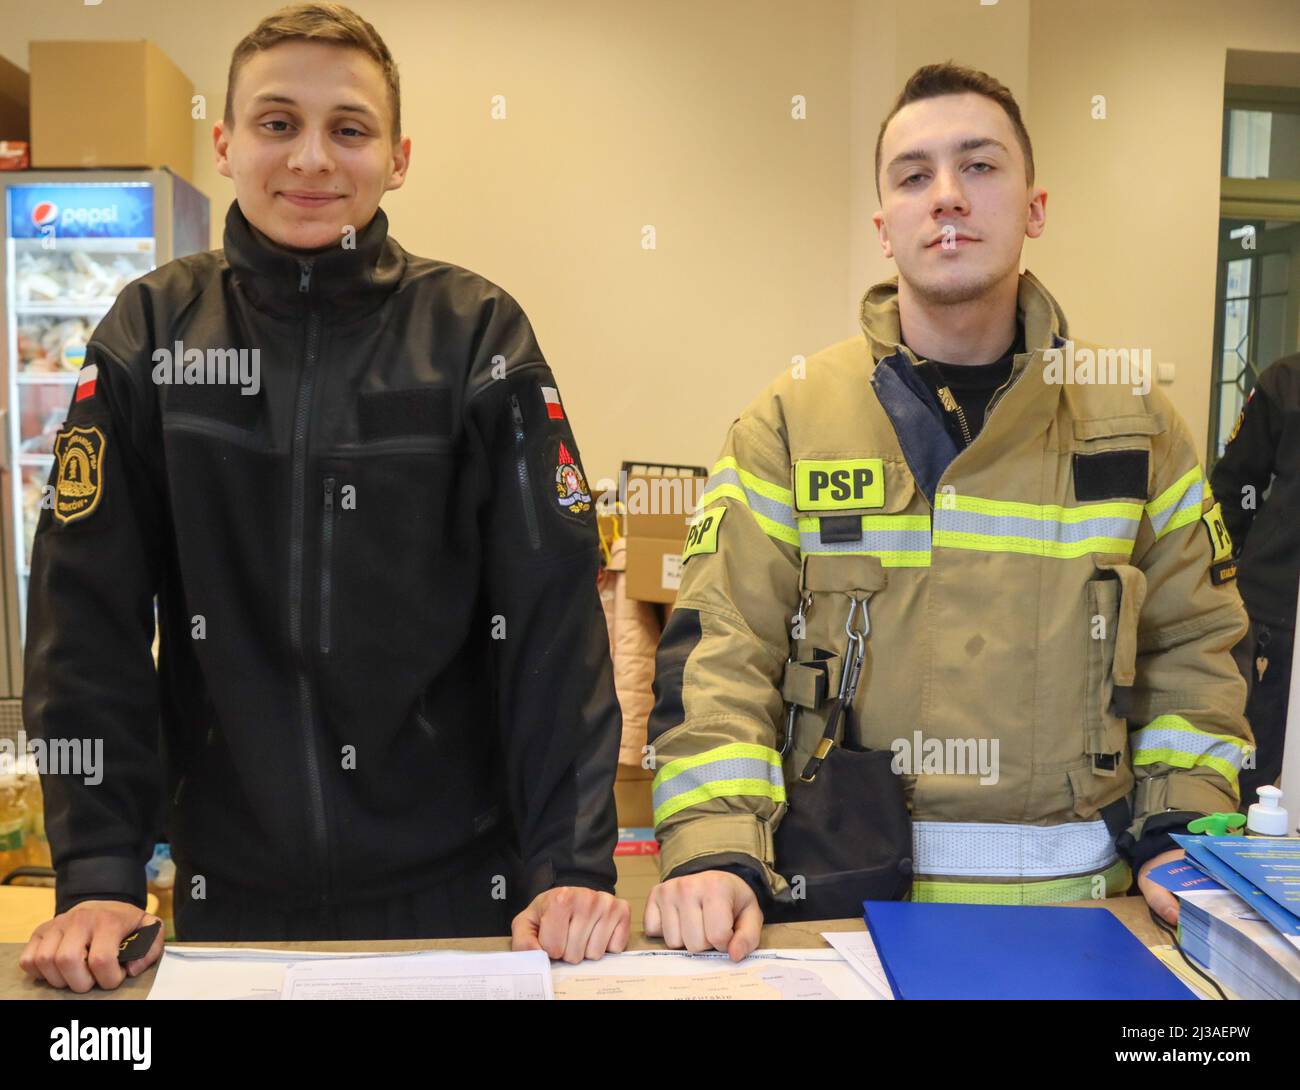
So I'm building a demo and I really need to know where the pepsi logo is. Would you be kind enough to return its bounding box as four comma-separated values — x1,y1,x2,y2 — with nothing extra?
31,201,58,228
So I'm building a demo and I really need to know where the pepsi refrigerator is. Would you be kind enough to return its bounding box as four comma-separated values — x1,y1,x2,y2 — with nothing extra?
0,169,209,739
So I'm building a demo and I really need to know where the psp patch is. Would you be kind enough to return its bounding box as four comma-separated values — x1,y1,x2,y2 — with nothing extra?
1202,502,1235,583
682,506,726,562
794,458,884,511
552,438,592,517
53,425,106,524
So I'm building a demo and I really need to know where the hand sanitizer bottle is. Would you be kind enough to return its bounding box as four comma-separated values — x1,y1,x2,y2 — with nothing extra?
1246,785,1289,837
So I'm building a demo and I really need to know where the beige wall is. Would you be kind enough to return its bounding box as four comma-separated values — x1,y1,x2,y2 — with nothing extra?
2,0,1298,478
1027,0,1300,455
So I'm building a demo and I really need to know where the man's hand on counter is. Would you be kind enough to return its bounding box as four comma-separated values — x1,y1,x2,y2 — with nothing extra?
643,870,763,962
1137,848,1186,927
510,886,631,963
19,901,165,992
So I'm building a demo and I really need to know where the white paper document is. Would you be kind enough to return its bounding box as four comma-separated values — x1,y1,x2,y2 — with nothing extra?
280,950,551,1000
819,930,895,999
550,947,881,1000
148,946,550,1001
149,944,873,1000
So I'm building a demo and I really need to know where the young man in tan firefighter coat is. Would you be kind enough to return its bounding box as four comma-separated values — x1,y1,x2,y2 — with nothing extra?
643,63,1254,960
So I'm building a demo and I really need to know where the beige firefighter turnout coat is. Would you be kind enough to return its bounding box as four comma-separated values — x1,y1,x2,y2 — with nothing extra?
649,270,1252,904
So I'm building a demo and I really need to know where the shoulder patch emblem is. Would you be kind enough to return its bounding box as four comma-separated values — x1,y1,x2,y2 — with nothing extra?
1202,501,1233,564
682,506,726,561
554,440,591,515
53,425,106,524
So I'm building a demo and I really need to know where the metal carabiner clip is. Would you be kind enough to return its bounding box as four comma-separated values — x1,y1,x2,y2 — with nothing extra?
838,595,870,711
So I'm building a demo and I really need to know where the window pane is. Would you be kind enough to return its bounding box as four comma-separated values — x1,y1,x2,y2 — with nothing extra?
1268,111,1300,182
1261,251,1290,295
1222,297,1250,366
1225,257,1252,299
1218,384,1244,456
1258,293,1286,371
1226,109,1272,179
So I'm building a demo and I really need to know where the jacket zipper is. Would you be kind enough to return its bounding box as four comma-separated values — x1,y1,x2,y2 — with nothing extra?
934,382,974,448
510,394,542,550
319,476,336,654
288,257,331,913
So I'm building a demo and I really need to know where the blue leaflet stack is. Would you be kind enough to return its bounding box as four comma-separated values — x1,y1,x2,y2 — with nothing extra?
1169,834,1300,1000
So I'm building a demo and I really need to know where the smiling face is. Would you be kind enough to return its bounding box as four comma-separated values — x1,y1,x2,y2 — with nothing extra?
214,40,411,252
873,92,1045,306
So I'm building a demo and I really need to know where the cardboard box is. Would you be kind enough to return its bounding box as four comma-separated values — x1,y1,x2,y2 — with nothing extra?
30,41,196,182
623,470,707,604
614,763,654,827
0,53,29,142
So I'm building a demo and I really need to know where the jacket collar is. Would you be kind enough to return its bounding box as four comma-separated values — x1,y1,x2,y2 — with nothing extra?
222,199,405,323
858,268,1069,364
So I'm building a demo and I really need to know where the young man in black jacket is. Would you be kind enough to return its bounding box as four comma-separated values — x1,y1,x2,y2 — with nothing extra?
20,3,627,992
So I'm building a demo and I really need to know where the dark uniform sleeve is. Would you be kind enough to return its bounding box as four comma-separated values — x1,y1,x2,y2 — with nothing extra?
24,342,163,915
464,295,620,905
1210,380,1281,552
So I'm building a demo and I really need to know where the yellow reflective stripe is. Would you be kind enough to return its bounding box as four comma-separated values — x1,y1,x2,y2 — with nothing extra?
750,511,800,547
861,514,931,530
652,742,786,825
1158,503,1203,537
1146,465,1206,540
1146,465,1202,518
932,529,1135,559
933,494,1141,559
709,456,793,504
1131,748,1241,789
653,741,782,789
699,481,747,508
1131,714,1252,789
696,485,798,547
949,495,1144,522
701,459,799,547
911,859,1132,904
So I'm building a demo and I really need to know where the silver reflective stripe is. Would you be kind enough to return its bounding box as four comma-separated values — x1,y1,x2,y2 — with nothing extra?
935,509,1139,544
702,466,796,531
652,755,784,811
1129,724,1246,772
912,819,1118,878
799,526,932,554
1148,476,1203,536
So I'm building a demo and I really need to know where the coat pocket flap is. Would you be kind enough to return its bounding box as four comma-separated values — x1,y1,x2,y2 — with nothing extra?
1073,414,1162,441
800,553,888,595
1092,557,1148,685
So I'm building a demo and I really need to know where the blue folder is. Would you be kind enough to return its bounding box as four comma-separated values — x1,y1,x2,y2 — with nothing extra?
862,902,1196,1000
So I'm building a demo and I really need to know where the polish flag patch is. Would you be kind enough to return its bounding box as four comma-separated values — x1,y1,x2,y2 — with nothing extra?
541,386,564,420
74,363,98,402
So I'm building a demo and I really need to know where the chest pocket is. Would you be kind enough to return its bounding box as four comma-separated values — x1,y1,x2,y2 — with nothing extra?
792,457,926,565
1071,415,1160,503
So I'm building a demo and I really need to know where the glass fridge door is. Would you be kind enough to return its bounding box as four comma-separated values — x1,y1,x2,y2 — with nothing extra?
5,182,156,642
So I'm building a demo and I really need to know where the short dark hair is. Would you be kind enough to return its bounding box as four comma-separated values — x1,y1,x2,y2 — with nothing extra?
224,2,402,145
875,62,1033,200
